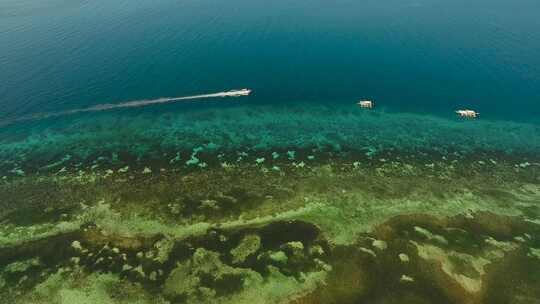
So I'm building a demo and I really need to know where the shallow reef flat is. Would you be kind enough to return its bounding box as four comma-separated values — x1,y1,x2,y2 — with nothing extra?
0,145,539,303
1,103,540,177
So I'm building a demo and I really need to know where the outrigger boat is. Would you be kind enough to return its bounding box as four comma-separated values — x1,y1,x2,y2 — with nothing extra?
357,100,374,109
456,109,479,119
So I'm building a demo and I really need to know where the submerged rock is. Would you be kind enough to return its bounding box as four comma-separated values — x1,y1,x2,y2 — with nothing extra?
163,260,200,298
308,245,325,257
398,253,410,263
358,247,376,257
371,239,387,251
132,265,146,278
71,240,83,251
199,199,220,212
281,241,305,258
268,251,288,265
529,247,540,260
414,226,449,246
142,167,152,174
154,238,175,264
230,234,261,264
400,274,415,283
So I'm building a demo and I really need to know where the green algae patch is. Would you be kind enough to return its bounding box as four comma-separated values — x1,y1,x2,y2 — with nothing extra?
226,266,328,304
4,258,41,274
0,221,80,248
294,188,530,246
163,248,263,302
21,270,167,304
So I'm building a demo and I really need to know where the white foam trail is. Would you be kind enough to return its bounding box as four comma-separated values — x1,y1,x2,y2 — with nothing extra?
0,90,249,127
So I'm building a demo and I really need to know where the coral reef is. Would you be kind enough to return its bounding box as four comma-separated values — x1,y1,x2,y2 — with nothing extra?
0,133,539,303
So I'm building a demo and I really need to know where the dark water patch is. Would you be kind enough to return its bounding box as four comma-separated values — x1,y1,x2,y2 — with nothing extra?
456,211,540,241
257,221,320,249
0,180,83,226
293,244,455,304
294,211,540,303
3,205,78,227
517,205,540,220
376,212,540,255
199,272,244,297
0,230,81,294
0,231,81,268
483,249,540,303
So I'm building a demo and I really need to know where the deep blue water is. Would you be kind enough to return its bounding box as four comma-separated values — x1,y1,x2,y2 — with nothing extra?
1,0,540,126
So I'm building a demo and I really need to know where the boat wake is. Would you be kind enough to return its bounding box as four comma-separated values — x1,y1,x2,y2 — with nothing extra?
0,89,251,127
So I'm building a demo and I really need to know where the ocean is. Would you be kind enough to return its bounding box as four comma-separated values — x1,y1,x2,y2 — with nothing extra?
1,1,540,303
2,0,540,121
